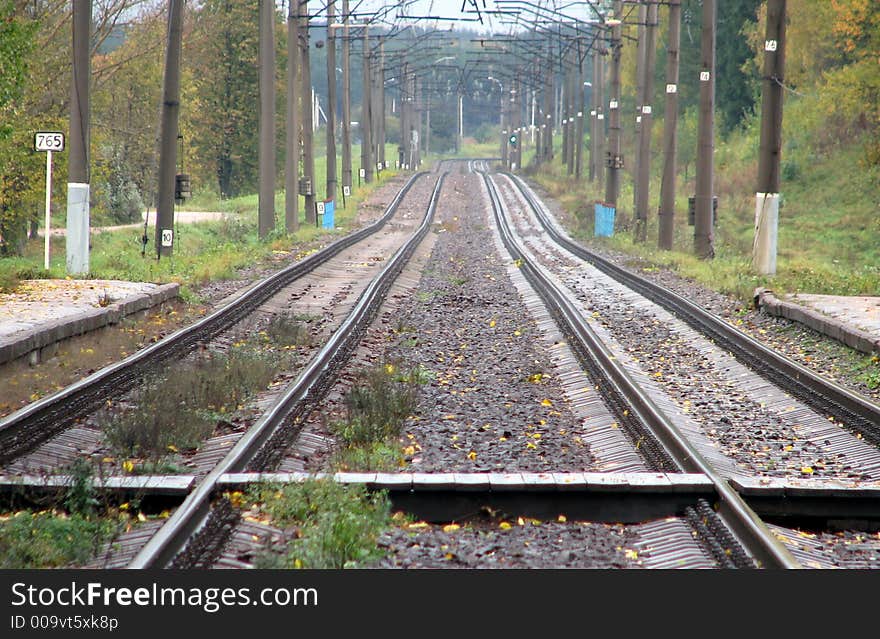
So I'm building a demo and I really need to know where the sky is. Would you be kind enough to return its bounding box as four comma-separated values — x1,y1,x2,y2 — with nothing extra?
317,1,610,35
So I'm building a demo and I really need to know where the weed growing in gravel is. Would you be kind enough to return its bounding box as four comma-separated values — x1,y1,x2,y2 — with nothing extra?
247,479,391,569
261,312,314,348
328,361,429,471
332,361,422,446
332,441,404,472
100,342,280,463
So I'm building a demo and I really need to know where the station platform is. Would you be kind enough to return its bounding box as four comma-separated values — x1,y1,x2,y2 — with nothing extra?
0,279,179,367
754,288,880,356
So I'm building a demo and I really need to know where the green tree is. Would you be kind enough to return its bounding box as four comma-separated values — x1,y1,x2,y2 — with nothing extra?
186,0,260,199
0,2,39,255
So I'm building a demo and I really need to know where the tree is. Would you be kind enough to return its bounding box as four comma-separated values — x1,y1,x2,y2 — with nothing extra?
186,0,261,199
0,2,39,255
91,6,168,223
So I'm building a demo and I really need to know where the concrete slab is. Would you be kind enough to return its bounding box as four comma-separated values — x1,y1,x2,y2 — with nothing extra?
0,279,179,366
754,288,880,355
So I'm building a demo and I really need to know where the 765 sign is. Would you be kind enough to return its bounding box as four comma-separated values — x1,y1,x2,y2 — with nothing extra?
34,131,65,152
34,131,65,270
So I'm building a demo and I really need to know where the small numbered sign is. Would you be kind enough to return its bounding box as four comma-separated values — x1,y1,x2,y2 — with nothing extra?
764,39,778,52
34,132,65,152
161,229,174,247
377,162,382,171
700,71,711,82
316,201,325,215
343,185,351,197
359,168,366,178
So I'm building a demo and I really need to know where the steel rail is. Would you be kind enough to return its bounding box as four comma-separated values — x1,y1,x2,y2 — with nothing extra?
481,171,801,569
127,173,447,568
504,172,880,446
0,172,428,465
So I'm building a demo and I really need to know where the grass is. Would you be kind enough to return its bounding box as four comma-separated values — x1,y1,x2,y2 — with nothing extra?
99,339,283,464
0,510,117,568
0,459,118,568
244,478,392,569
331,361,422,448
0,143,402,297
523,130,880,304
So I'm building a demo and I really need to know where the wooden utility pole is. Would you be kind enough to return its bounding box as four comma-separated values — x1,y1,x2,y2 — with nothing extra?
543,52,554,162
301,0,316,223
67,0,92,273
658,0,681,250
155,0,183,260
694,0,716,258
566,53,576,174
604,2,623,209
753,0,787,275
594,50,605,186
576,55,585,179
559,55,571,169
258,0,276,238
589,48,598,182
285,0,300,231
325,0,337,203
341,0,352,201
635,0,658,243
632,1,647,215
377,41,386,168
361,26,373,181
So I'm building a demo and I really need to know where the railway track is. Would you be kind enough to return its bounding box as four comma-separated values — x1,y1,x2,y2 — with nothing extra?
0,172,431,469
3,160,880,570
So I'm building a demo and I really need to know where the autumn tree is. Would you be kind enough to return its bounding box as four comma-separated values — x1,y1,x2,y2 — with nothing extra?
186,0,261,199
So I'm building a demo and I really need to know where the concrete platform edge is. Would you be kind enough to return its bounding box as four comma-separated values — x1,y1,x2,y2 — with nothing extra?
0,282,179,367
754,287,880,355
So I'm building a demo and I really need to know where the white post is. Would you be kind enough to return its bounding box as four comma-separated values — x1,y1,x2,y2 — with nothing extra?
458,94,463,141
44,150,52,270
753,192,779,275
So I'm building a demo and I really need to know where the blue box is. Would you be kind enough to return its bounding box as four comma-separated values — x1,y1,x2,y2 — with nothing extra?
594,203,615,237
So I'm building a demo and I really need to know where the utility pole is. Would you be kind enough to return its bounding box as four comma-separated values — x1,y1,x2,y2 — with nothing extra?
258,0,275,238
604,2,623,210
378,42,386,168
361,26,373,181
371,41,383,170
155,0,183,260
414,75,421,167
301,0,316,223
341,0,351,201
400,62,408,168
285,0,300,231
594,49,605,186
632,1,647,216
575,48,585,179
635,0,658,243
561,59,570,171
67,0,92,273
693,0,716,258
325,0,337,203
658,0,681,250
543,49,554,162
753,0,787,275
566,53,576,175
